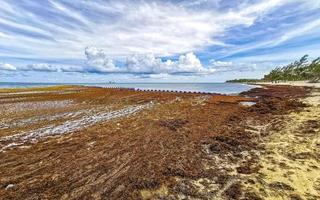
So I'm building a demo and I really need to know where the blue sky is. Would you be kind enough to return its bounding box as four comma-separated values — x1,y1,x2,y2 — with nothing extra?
0,0,320,83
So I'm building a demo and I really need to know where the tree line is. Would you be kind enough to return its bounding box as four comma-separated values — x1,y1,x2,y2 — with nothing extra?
263,55,320,82
227,55,320,83
226,78,260,83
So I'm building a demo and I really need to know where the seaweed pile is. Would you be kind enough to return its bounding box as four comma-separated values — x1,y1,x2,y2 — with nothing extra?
0,85,316,199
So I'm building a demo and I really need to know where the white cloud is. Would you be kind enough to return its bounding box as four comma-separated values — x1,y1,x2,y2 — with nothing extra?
176,53,204,73
21,64,59,72
273,18,320,46
1,0,314,59
2,48,217,76
84,47,215,75
1,0,319,81
126,52,206,74
0,63,60,72
0,63,17,71
210,60,233,68
84,47,119,73
2,47,252,77
209,60,257,72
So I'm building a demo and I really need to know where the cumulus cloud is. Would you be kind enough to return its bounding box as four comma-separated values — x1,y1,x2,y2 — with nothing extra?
1,46,261,77
125,53,206,74
0,63,17,71
84,47,215,75
84,47,119,73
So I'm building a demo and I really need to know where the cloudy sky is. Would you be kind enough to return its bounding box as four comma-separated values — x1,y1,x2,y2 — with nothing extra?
0,0,320,83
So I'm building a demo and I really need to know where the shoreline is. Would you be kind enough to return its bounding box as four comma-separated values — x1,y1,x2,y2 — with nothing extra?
0,85,319,199
250,81,320,88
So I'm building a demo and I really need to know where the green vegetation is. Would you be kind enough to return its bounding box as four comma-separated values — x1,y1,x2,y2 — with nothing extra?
226,79,260,83
227,55,320,83
263,55,320,82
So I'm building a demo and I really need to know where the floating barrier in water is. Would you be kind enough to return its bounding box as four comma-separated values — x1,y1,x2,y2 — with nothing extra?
103,86,216,95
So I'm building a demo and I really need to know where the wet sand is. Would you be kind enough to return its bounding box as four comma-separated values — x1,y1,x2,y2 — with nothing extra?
0,85,318,199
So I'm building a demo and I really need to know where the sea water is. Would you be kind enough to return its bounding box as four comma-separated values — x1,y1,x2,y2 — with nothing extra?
0,82,255,94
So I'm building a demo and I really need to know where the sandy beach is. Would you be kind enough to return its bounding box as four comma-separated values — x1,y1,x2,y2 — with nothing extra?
0,85,319,199
255,81,320,88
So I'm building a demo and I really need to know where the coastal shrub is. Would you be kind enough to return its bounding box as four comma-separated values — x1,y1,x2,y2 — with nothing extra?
263,55,320,82
228,55,320,82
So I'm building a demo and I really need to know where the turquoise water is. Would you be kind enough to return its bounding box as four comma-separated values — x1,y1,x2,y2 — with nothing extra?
0,82,255,94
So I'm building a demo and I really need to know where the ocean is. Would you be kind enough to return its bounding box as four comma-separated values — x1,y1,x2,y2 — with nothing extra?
0,82,255,94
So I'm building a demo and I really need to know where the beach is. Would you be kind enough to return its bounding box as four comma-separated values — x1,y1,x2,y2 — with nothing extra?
0,85,319,199
255,81,320,88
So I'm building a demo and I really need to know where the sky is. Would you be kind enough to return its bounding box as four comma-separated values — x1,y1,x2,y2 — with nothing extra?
0,0,320,83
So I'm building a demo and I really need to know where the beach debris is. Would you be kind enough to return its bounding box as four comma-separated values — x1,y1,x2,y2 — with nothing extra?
5,184,15,190
240,101,256,106
1,86,318,199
